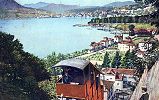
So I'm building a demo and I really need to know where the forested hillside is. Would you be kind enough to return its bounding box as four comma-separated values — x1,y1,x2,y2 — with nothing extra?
0,32,53,100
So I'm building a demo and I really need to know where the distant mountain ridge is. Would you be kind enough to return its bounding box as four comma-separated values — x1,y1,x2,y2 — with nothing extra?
23,1,136,13
104,1,136,7
40,3,79,13
24,2,49,9
0,0,24,9
23,2,80,13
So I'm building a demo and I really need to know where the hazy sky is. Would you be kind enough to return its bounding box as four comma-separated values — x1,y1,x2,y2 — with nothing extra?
15,0,133,6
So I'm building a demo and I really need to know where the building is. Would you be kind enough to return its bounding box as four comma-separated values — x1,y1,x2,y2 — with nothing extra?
101,68,136,90
114,35,123,43
138,40,152,52
53,59,104,100
118,40,136,52
108,38,114,46
100,40,109,48
90,42,98,52
90,41,104,52
136,50,145,58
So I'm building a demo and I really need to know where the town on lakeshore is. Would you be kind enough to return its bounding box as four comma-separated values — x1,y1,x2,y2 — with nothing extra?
0,0,159,100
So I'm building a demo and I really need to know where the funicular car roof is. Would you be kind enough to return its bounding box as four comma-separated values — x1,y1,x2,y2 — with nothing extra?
53,58,90,70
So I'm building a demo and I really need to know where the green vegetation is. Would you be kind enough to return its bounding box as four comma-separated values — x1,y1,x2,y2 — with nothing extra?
121,50,138,68
43,49,88,72
0,32,55,100
111,51,121,68
0,32,89,99
102,52,111,67
112,23,155,31
89,16,152,24
85,52,104,61
133,36,149,44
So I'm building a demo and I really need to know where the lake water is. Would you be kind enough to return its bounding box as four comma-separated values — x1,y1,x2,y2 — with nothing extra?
0,17,114,58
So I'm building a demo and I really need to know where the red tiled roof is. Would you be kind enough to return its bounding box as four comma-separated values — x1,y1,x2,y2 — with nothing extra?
116,74,123,80
137,50,145,55
102,68,136,75
103,68,116,75
100,40,109,42
114,35,123,39
118,39,136,46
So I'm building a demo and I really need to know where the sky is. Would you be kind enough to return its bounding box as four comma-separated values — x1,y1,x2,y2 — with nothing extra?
15,0,133,6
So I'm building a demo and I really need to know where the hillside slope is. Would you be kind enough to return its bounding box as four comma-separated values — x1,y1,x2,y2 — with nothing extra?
0,0,55,19
0,0,24,9
104,1,136,7
131,59,159,100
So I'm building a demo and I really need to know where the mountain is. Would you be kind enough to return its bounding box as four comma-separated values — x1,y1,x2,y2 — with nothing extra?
69,1,136,13
104,1,136,7
0,0,55,19
24,2,50,9
40,3,80,13
0,0,24,9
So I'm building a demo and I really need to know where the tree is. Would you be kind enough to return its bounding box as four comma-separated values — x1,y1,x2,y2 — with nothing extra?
102,52,111,67
129,24,135,36
0,32,51,99
122,50,137,68
111,51,121,68
134,0,159,28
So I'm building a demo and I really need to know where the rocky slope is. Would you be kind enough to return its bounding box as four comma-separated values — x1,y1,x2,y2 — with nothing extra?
131,59,159,100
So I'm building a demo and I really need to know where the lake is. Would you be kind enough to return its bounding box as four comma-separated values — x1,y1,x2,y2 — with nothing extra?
0,17,115,58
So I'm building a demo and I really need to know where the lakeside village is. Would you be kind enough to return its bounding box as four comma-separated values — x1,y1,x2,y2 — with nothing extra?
53,17,159,100
1,0,159,100
54,2,159,99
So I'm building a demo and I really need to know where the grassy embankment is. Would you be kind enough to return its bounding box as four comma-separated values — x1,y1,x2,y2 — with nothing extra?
111,23,156,31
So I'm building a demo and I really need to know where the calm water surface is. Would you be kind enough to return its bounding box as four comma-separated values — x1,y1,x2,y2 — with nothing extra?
0,17,114,58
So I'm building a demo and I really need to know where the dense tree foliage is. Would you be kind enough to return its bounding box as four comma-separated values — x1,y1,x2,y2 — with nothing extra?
111,51,121,68
0,32,51,100
102,52,111,67
134,0,159,29
121,50,138,68
88,15,150,24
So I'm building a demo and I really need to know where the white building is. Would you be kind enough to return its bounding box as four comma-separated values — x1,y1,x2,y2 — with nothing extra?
101,68,136,92
100,40,109,48
138,41,152,52
113,79,123,91
118,41,135,52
